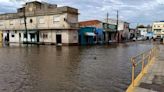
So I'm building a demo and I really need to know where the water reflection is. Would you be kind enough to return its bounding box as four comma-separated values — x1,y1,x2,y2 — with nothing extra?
0,42,153,92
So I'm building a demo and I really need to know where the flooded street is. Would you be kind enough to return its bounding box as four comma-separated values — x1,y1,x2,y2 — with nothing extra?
0,41,153,92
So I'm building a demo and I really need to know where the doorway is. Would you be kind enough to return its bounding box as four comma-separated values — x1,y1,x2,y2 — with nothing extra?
6,33,9,42
56,34,62,44
19,33,21,42
30,33,35,42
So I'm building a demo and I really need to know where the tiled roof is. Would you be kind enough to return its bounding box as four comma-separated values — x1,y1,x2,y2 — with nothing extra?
79,20,101,26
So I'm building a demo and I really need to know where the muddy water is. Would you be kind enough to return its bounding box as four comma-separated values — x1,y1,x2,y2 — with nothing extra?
0,42,153,92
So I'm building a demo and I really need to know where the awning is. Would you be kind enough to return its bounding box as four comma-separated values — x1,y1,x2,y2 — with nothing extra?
85,32,96,36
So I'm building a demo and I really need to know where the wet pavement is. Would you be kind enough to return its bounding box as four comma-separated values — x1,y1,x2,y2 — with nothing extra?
0,41,153,92
134,44,164,92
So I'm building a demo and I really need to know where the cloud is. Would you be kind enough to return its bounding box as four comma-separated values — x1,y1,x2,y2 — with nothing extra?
0,0,164,27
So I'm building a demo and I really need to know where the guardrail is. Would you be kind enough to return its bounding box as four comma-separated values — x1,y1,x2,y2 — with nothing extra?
126,46,158,92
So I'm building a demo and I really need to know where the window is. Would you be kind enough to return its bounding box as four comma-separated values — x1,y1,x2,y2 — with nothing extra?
43,33,48,39
53,15,60,22
24,33,27,38
0,21,3,26
11,34,15,37
30,34,35,39
10,20,14,25
30,19,33,23
155,29,161,32
20,19,24,24
38,17,44,24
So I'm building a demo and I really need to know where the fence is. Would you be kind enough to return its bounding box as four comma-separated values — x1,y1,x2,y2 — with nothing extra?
126,46,158,92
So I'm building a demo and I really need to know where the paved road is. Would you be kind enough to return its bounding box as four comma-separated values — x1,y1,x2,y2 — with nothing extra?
134,45,164,92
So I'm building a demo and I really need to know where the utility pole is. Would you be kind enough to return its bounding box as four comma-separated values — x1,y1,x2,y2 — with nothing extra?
23,7,28,43
116,10,119,31
116,10,119,42
107,12,109,23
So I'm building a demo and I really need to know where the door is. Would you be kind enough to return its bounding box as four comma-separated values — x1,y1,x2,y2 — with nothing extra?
37,31,39,42
56,34,62,44
30,33,35,42
19,33,21,42
6,33,9,42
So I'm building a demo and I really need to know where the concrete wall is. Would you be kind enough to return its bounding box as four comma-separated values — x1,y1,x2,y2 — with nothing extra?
9,30,20,43
68,30,78,44
0,13,78,31
39,30,78,44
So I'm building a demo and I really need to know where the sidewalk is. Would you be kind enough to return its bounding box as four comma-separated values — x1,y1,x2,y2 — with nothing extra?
134,46,164,92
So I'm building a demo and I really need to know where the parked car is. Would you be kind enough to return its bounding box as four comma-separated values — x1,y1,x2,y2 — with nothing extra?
133,36,146,41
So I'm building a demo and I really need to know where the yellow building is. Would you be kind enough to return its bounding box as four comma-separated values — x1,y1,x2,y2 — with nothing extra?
152,21,164,38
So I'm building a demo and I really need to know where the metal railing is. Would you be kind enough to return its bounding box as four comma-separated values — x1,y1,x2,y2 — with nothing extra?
126,46,158,92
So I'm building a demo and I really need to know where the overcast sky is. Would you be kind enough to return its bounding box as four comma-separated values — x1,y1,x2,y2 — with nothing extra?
1,0,164,28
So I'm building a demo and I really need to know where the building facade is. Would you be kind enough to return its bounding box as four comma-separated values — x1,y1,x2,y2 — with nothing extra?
79,20,117,43
137,27,148,37
104,18,130,42
152,21,164,39
0,1,79,45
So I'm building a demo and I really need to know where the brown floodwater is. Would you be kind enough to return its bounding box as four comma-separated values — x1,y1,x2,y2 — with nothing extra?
0,42,153,92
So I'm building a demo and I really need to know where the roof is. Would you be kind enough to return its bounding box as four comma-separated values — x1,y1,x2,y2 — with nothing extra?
0,2,78,20
25,1,42,5
79,20,102,26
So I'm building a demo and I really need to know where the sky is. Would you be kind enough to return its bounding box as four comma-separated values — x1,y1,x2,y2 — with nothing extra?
1,0,164,28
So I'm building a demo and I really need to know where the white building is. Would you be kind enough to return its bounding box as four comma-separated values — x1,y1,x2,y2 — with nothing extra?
0,1,79,45
152,21,164,38
104,18,130,41
137,27,148,37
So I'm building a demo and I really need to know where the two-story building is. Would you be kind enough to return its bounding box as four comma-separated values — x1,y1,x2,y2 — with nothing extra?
137,26,148,37
0,1,79,45
152,21,164,39
104,18,130,42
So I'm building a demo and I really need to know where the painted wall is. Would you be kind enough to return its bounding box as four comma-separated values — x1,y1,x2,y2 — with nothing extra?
78,27,95,45
0,13,78,31
39,30,78,44
9,30,20,43
152,22,164,36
